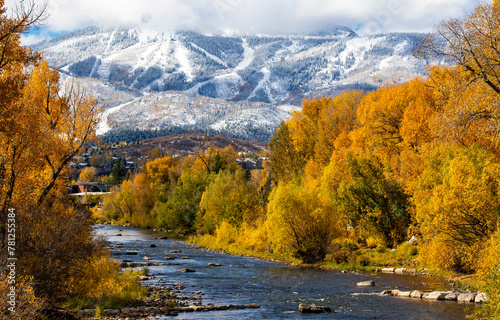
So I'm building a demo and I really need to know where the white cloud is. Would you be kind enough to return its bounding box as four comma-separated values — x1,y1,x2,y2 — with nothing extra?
5,0,488,38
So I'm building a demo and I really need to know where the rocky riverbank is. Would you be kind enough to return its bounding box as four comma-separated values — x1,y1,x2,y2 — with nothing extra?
77,284,260,319
380,288,487,303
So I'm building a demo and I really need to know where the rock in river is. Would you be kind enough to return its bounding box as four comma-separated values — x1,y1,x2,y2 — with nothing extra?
457,293,476,302
178,268,196,273
356,280,375,287
208,262,222,267
298,304,334,314
475,292,487,303
425,291,449,300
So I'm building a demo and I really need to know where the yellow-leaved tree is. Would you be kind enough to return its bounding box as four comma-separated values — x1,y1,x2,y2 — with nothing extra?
0,1,128,315
414,144,500,272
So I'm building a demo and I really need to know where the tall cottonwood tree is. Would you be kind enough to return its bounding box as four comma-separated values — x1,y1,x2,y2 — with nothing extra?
423,2,500,95
0,0,104,304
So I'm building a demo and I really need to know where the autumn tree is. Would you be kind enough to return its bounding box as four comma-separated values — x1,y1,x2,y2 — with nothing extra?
78,166,98,182
266,180,342,263
413,144,500,272
146,155,178,200
268,121,306,181
422,2,500,95
0,0,107,308
197,168,264,234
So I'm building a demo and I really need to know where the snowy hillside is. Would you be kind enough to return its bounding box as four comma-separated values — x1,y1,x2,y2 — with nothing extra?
98,90,298,143
34,26,431,142
35,26,429,105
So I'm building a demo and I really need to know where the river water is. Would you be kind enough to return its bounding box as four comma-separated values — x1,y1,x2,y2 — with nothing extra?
96,224,472,320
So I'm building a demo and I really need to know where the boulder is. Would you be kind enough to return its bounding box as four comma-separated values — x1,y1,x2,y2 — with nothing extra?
181,256,190,259
407,236,418,245
382,268,395,273
457,293,476,303
425,291,449,300
398,291,412,297
394,268,407,274
77,309,95,317
444,292,458,301
298,304,334,314
178,268,196,273
356,280,375,287
120,307,142,315
116,234,122,236
143,256,152,260
208,262,222,267
159,236,169,240
139,276,154,280
103,309,121,316
170,250,182,253
125,252,138,255
390,290,401,296
475,292,487,303
380,290,393,295
164,256,176,260
149,244,157,248
410,290,423,298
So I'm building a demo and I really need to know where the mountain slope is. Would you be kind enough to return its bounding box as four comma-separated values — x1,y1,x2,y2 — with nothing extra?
35,27,430,105
98,90,297,143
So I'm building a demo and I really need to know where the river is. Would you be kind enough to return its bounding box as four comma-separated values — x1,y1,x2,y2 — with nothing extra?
96,224,472,320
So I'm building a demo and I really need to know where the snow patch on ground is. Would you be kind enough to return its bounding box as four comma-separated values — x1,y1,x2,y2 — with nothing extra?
97,95,147,135
338,36,385,74
393,40,409,55
234,39,254,71
174,41,194,82
379,56,396,70
277,104,301,113
213,73,244,100
248,67,271,101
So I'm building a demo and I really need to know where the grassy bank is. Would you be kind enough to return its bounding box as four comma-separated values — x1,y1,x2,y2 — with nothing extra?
189,233,478,287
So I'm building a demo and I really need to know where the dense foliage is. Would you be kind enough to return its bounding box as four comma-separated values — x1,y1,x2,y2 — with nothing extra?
0,1,147,317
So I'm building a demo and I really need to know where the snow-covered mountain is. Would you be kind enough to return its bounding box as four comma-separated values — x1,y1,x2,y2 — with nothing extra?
33,26,431,142
36,26,429,104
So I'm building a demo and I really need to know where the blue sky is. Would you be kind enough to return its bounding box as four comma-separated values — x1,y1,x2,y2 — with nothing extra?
6,0,486,44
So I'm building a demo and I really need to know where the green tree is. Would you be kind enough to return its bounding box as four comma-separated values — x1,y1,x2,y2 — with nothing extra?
327,152,410,247
111,158,127,186
155,168,212,233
